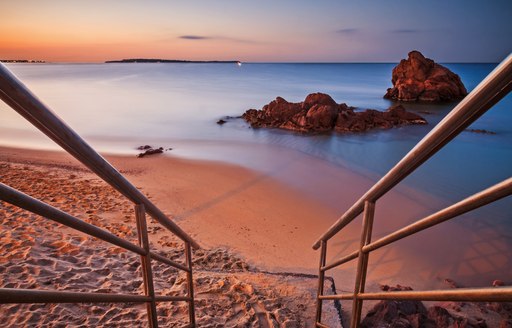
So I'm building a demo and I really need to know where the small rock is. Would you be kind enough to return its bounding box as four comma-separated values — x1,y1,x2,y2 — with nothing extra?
444,278,460,288
428,306,452,327
137,147,164,158
217,119,227,125
466,129,497,135
493,280,505,287
137,145,152,150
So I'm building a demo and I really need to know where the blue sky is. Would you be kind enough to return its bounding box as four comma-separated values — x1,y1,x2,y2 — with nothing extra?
1,0,511,62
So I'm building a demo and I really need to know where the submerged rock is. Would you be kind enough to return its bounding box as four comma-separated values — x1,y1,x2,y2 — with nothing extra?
362,284,494,328
466,129,496,135
137,145,152,150
242,92,427,133
384,50,467,102
137,146,164,158
216,115,242,125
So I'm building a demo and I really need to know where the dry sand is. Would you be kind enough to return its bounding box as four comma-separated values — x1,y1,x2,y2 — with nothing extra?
1,145,510,327
0,146,343,327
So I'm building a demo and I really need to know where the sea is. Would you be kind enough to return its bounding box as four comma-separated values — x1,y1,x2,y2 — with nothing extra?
1,62,511,287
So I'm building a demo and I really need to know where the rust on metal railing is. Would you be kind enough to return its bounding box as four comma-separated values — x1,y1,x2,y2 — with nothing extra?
313,53,512,328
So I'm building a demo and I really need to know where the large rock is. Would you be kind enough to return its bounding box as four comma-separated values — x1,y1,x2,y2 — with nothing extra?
384,51,467,102
242,93,427,134
302,92,338,109
361,285,431,328
361,285,490,328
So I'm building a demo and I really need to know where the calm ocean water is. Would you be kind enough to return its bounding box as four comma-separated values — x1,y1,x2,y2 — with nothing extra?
1,62,511,285
2,63,510,202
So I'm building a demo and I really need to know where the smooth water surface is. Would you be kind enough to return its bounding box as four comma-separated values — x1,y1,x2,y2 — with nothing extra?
1,63,510,202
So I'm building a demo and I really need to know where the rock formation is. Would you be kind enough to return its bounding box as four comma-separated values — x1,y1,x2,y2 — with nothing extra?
384,51,468,102
243,92,427,133
361,283,512,328
136,145,164,158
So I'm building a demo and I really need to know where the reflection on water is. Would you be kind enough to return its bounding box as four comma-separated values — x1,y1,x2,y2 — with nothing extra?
1,62,510,287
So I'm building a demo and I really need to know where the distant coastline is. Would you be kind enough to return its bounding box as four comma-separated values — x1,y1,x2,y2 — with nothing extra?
105,58,240,64
1,59,45,63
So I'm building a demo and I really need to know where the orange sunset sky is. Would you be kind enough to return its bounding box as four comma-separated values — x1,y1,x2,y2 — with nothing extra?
1,0,511,63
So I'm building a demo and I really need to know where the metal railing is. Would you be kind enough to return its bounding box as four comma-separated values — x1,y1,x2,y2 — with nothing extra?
313,53,512,328
0,63,199,327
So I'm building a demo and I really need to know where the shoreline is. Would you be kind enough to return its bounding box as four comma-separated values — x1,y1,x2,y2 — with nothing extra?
0,148,342,326
1,145,510,288
2,145,511,325
0,145,341,271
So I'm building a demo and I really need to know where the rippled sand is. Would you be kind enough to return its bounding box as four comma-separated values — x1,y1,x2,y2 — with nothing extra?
0,152,341,327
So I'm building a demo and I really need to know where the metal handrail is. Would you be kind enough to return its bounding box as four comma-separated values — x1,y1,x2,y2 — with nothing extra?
0,288,193,304
0,63,199,249
0,63,197,327
0,183,145,255
313,53,512,328
320,177,512,272
312,53,512,250
319,286,512,302
0,183,191,271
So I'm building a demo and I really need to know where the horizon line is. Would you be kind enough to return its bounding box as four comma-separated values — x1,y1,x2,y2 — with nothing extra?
1,59,501,65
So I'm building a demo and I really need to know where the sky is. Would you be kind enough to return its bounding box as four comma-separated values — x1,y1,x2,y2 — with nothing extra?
1,0,511,63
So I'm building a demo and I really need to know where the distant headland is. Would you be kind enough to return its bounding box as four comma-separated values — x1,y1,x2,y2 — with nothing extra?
105,58,240,64
1,59,46,63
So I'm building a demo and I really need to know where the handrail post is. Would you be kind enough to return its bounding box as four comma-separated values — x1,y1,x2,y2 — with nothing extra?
315,240,328,324
185,242,196,327
350,201,375,328
0,63,201,326
312,53,512,251
135,204,159,328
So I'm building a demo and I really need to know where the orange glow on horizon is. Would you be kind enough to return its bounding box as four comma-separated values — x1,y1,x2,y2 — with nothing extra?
1,1,510,63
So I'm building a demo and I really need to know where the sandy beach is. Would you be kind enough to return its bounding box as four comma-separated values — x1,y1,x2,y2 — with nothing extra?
1,0,511,325
0,145,437,277
1,145,510,326
1,145,349,327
